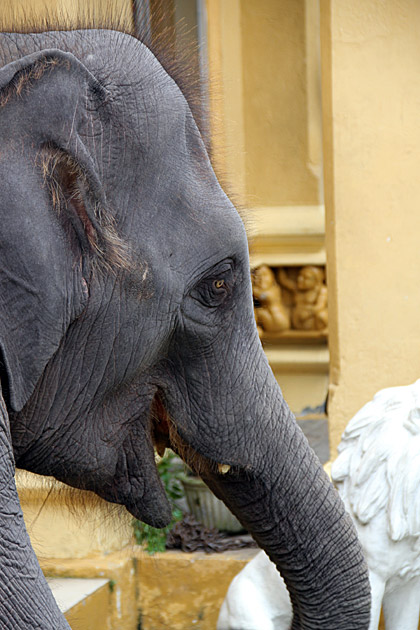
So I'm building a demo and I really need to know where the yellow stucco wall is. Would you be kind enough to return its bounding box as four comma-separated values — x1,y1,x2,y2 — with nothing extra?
137,549,257,630
241,0,319,206
321,0,420,454
64,581,111,630
16,471,134,559
207,0,322,207
206,0,246,197
40,547,256,630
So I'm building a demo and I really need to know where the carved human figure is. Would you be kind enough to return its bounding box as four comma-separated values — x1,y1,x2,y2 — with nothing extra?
252,265,290,335
278,266,328,331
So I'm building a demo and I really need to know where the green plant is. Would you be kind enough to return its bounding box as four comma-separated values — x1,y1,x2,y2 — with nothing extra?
133,450,184,553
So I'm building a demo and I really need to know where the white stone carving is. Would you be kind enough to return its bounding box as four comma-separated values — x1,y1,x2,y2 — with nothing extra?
332,379,420,630
218,380,420,630
216,550,291,630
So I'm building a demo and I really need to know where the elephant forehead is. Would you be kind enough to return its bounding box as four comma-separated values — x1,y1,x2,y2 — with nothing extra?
79,33,229,208
3,29,187,148
78,35,249,265
81,30,189,142
138,183,247,272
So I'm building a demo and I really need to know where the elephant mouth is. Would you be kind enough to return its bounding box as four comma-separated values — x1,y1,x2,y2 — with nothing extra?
151,391,206,472
151,393,172,458
119,392,235,528
150,392,232,477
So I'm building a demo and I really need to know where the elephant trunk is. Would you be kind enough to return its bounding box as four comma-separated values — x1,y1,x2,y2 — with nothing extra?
200,379,371,629
165,323,370,627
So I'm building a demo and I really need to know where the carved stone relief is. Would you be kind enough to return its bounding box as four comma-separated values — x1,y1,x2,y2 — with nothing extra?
252,265,290,337
252,265,328,338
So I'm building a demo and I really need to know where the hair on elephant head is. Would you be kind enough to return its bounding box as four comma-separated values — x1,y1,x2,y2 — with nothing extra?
0,6,370,629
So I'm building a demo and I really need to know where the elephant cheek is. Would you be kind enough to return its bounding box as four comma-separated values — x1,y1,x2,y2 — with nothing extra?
123,453,172,528
99,434,172,528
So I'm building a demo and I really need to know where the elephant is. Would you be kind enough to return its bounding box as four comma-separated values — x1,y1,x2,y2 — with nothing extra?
0,22,371,629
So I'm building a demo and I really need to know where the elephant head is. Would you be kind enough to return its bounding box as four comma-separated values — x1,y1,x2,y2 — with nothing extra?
0,27,370,628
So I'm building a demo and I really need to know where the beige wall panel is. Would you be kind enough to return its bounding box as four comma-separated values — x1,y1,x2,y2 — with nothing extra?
206,0,246,197
266,344,329,413
321,0,420,454
241,0,319,206
277,372,329,415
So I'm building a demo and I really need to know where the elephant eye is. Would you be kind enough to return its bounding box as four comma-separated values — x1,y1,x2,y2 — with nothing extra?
190,262,234,308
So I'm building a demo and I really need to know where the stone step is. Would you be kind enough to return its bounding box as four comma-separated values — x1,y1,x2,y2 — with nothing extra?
48,577,110,629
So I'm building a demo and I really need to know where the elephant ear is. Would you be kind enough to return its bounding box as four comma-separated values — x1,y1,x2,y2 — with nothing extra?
0,49,122,411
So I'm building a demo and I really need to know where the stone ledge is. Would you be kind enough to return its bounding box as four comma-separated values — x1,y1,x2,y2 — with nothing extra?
249,205,326,267
48,577,110,629
137,548,258,630
40,546,257,630
49,577,109,613
40,549,138,630
265,345,329,373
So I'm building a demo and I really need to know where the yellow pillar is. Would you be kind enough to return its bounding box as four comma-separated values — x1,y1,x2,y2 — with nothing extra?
321,0,420,454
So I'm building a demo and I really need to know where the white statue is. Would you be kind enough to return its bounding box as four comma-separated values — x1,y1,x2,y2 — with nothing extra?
218,380,420,630
217,550,292,630
332,379,420,630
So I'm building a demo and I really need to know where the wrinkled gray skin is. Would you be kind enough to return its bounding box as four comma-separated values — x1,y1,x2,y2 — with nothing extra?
0,28,370,629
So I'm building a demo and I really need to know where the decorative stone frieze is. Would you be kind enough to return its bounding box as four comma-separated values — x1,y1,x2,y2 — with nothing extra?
252,264,328,340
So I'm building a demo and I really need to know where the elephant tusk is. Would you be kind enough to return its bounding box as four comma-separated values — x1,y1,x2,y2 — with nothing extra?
218,463,231,475
156,443,166,458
